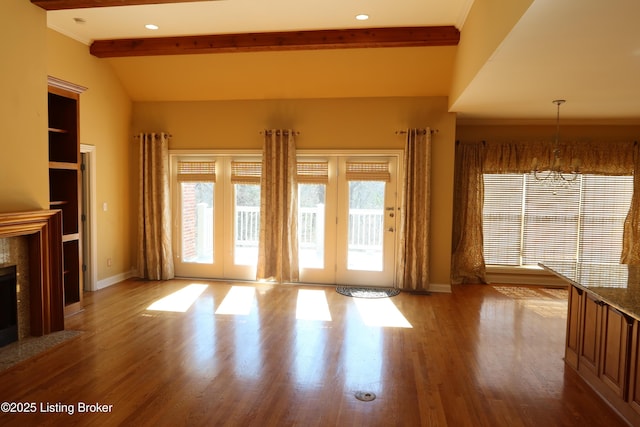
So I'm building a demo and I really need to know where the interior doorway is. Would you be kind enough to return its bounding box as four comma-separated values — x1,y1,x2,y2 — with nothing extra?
80,145,97,291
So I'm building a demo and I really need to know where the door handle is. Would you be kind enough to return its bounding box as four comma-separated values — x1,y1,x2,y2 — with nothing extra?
387,227,394,232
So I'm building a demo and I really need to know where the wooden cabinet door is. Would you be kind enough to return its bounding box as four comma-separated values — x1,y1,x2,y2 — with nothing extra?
600,304,632,399
565,285,582,369
579,292,602,376
627,321,640,415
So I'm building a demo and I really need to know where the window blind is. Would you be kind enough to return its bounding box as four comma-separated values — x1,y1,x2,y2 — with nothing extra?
231,161,262,184
345,161,390,182
482,174,524,266
521,174,581,264
578,175,633,264
297,162,328,184
483,173,633,266
177,161,216,182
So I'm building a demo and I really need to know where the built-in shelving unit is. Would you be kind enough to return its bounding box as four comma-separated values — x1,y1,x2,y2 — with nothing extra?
47,76,86,316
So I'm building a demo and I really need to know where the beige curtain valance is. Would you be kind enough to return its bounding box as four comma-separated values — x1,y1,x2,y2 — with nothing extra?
481,140,635,175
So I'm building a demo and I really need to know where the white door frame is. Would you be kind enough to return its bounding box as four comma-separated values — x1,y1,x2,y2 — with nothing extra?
335,155,399,287
169,149,403,286
298,150,403,287
170,151,262,281
80,144,98,291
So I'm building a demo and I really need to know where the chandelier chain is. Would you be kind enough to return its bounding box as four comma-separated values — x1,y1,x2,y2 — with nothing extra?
532,99,578,190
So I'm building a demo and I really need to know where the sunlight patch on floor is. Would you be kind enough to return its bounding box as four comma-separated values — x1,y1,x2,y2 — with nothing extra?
493,286,568,318
296,289,332,321
353,297,412,328
215,286,256,315
147,284,208,313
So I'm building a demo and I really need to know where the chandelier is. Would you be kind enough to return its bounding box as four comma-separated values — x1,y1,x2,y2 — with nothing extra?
532,99,578,188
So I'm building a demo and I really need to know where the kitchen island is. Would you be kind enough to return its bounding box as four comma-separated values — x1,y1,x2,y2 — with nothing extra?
541,262,640,426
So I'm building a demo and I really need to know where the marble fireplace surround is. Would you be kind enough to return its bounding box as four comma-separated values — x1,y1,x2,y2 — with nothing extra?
0,210,64,336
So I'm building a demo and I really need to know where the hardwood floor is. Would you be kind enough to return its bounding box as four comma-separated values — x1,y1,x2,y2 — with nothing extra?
0,279,628,426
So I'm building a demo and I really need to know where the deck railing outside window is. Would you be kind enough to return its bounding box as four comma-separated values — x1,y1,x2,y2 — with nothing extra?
188,205,384,262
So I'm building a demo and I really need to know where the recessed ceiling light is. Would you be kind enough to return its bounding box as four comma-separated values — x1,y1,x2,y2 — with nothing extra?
145,24,159,30
356,14,369,21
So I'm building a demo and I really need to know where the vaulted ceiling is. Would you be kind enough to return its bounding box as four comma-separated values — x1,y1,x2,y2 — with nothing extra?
35,0,640,122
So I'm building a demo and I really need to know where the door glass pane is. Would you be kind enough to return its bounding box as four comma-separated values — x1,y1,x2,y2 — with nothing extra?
298,184,326,268
347,181,385,271
234,184,260,266
181,182,213,263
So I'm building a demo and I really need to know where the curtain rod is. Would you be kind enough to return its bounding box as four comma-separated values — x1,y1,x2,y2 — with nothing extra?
395,129,438,135
133,133,172,138
260,130,300,136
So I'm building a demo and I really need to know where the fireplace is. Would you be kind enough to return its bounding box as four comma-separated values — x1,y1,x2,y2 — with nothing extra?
0,211,64,337
0,265,17,347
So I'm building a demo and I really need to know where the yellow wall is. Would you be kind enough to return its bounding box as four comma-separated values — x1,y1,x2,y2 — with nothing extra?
133,96,456,286
46,30,133,282
449,0,533,109
108,46,457,102
0,0,49,211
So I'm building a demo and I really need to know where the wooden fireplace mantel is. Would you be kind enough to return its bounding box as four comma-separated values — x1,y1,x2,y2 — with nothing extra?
0,210,64,336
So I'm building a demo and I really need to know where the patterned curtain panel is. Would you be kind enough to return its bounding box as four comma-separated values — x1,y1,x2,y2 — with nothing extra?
452,139,639,284
137,132,174,280
623,142,640,264
451,141,486,284
396,129,432,291
256,130,299,282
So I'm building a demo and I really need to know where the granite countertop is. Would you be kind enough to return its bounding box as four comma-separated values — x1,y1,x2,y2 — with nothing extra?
540,262,640,321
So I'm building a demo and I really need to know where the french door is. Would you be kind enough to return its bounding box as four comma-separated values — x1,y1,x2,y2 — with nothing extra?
172,153,399,287
172,155,261,281
298,155,399,287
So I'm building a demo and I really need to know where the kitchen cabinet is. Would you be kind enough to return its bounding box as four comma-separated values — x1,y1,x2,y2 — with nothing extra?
541,262,640,425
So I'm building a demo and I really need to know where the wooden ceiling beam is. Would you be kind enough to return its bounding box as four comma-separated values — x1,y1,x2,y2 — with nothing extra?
32,0,214,10
90,26,460,58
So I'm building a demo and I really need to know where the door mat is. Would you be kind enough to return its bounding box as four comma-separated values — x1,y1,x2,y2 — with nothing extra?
336,286,400,298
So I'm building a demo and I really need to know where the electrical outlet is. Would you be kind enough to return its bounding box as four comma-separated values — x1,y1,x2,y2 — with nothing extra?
107,258,112,267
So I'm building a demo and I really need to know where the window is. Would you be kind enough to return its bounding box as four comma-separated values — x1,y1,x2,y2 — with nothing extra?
344,161,390,271
483,173,633,266
172,155,263,280
230,161,262,266
177,161,216,263
172,152,400,285
297,162,329,269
